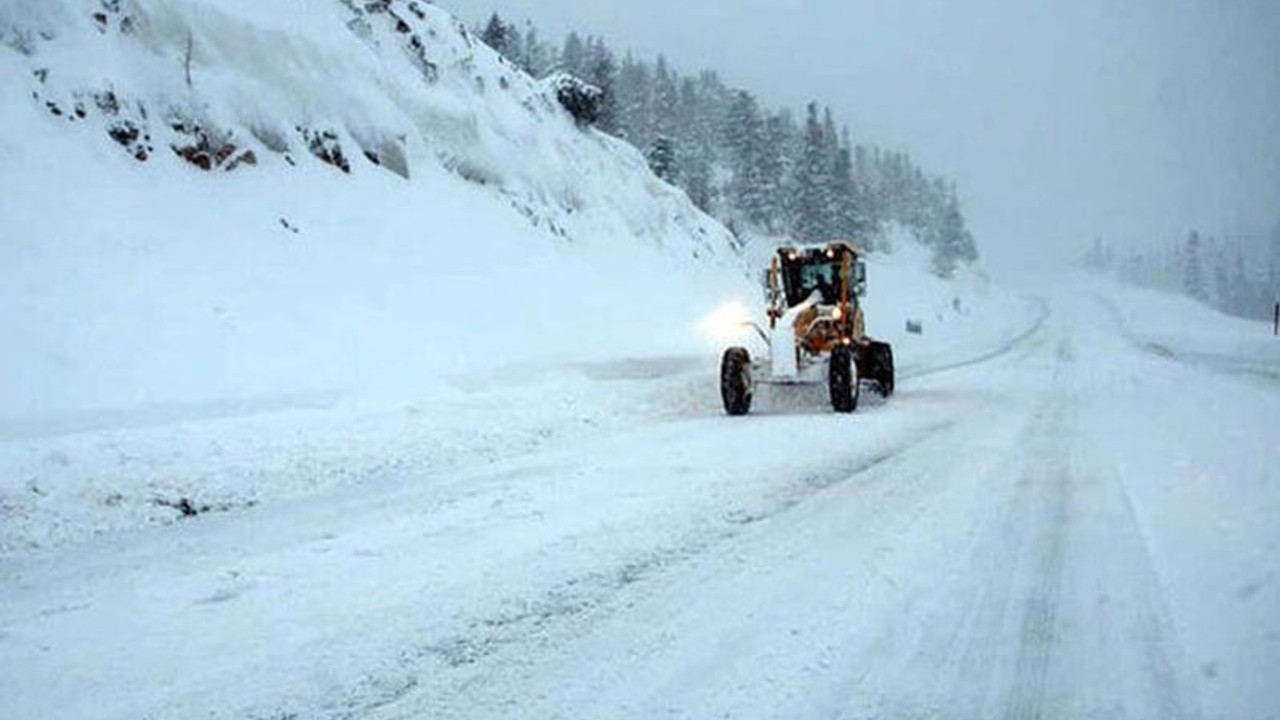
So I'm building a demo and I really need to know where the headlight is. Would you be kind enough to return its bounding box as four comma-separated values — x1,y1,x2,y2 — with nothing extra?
697,301,753,344
831,306,843,320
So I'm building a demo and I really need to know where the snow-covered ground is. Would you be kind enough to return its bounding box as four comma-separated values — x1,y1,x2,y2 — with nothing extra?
3,281,1277,720
3,1,1278,718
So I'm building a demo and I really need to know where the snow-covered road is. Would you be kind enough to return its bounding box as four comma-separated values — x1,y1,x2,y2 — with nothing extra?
2,289,1277,720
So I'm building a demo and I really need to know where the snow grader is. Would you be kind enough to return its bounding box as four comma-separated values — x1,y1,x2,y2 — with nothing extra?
720,241,894,415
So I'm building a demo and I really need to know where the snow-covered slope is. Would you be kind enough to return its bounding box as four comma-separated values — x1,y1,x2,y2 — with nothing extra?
1097,279,1280,378
0,0,739,417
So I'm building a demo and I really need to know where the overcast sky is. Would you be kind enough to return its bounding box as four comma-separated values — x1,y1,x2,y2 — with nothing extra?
442,0,1279,273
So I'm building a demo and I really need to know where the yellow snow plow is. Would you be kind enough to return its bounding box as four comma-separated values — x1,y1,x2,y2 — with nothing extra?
720,241,894,415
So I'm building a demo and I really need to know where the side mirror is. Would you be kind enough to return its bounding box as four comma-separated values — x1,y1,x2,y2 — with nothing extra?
854,261,867,296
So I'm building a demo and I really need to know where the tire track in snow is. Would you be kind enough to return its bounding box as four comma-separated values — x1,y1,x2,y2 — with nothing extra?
997,332,1196,720
837,328,1199,720
321,419,961,720
1001,399,1072,720
831,404,1051,719
1092,435,1200,720
843,397,1069,720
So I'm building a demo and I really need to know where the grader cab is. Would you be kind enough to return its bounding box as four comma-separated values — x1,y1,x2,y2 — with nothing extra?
720,241,895,415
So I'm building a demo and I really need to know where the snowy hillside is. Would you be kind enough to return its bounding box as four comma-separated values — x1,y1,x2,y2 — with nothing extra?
0,0,740,417
0,0,1028,554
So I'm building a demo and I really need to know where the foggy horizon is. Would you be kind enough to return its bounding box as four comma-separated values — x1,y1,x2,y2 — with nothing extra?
444,0,1280,276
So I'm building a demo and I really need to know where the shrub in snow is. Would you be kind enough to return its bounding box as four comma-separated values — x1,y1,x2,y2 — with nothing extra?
340,0,438,83
2,27,36,56
299,127,351,174
543,72,602,128
107,120,150,161
169,118,254,172
91,0,135,36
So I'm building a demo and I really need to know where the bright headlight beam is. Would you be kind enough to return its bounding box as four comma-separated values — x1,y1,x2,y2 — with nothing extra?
697,300,753,344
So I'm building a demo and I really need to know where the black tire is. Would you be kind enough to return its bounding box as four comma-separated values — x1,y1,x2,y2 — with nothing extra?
873,342,895,397
829,344,860,413
720,347,753,416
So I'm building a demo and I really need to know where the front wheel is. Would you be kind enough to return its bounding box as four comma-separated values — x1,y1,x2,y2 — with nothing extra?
829,344,860,413
720,347,753,415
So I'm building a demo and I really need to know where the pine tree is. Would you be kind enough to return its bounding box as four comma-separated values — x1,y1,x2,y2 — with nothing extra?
724,91,769,226
1184,230,1206,300
929,190,976,278
651,56,680,142
793,103,834,243
1084,237,1110,271
481,13,512,59
1210,237,1231,311
831,126,876,244
770,109,802,235
648,135,678,183
676,77,714,212
615,54,652,146
695,70,733,214
821,109,841,235
1230,245,1250,316
852,145,882,233
830,134,854,240
561,32,586,77
585,38,618,133
505,24,523,66
753,112,791,233
520,23,549,77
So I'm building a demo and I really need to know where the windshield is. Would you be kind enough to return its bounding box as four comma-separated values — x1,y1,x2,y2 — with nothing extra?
781,258,841,306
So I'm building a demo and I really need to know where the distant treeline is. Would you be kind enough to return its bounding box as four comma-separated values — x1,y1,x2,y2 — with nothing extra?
478,13,978,276
1083,224,1280,320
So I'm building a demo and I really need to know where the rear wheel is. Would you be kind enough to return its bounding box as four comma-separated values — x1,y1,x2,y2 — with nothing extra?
872,342,895,397
720,347,753,416
829,344,860,413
